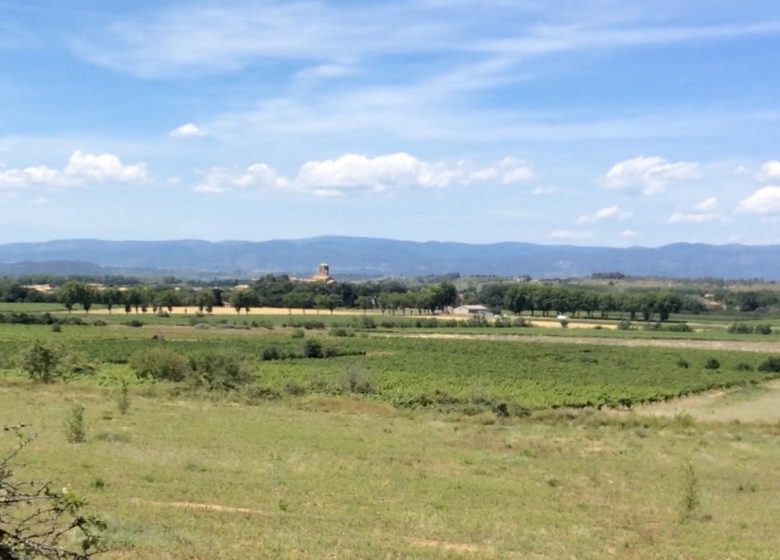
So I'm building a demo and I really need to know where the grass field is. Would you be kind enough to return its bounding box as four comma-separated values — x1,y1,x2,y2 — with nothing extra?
1,312,780,558
1,383,779,559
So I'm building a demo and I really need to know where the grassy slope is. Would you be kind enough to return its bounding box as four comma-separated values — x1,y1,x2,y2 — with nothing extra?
1,383,778,559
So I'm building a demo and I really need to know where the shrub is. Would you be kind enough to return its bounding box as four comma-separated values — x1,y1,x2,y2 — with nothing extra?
754,324,773,335
665,323,692,332
65,404,87,443
189,352,254,391
261,346,281,361
129,347,191,381
512,317,529,327
303,338,324,359
735,362,754,372
343,367,375,394
20,342,62,383
727,322,752,334
330,327,353,337
290,328,305,339
757,356,780,373
58,352,98,378
616,320,632,331
704,357,721,370
51,324,62,333
125,319,144,328
284,381,307,396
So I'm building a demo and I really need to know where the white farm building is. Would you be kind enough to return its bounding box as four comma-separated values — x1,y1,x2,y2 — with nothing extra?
452,305,493,318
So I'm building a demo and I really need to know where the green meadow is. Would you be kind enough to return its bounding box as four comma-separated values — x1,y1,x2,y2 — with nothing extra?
1,312,780,558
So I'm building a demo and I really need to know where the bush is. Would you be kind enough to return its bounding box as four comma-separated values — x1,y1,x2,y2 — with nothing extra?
290,328,305,339
343,367,375,394
754,324,773,335
329,327,353,337
735,362,754,372
303,338,324,359
665,323,692,332
125,319,144,328
51,324,62,333
757,357,780,373
189,352,254,391
20,342,62,383
704,357,721,370
129,347,191,381
261,346,281,361
728,322,752,334
617,320,632,331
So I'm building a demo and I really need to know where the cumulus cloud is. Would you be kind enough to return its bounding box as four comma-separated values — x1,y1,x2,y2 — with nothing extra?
621,229,638,238
195,153,534,195
575,205,632,224
603,156,700,194
756,160,780,182
196,163,278,194
0,150,147,189
736,186,780,216
64,150,147,183
169,123,206,138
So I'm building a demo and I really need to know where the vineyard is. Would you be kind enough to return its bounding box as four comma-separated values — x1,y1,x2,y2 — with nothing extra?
1,321,779,412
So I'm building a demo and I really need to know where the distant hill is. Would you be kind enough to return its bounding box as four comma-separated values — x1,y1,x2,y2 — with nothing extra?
0,237,779,280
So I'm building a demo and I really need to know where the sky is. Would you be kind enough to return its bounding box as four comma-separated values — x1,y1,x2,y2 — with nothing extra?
1,0,779,247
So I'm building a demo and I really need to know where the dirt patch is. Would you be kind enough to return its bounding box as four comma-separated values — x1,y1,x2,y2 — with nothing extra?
378,332,780,353
408,537,488,554
130,498,267,515
636,379,780,423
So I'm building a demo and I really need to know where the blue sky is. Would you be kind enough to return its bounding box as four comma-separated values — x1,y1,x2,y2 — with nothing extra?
1,0,780,246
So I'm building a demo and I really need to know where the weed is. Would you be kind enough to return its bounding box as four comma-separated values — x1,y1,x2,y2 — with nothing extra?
679,461,700,523
65,404,87,443
117,380,131,414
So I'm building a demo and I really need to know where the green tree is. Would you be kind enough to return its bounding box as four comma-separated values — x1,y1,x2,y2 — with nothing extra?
58,282,82,314
102,287,123,315
229,290,256,314
20,342,62,383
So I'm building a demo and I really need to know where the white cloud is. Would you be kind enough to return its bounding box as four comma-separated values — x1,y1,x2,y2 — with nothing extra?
575,205,632,224
169,123,206,138
694,196,718,211
757,161,780,182
28,196,48,205
736,186,780,216
621,229,638,238
0,150,147,189
549,229,591,241
196,153,533,195
290,153,532,193
196,163,279,194
64,150,147,183
603,156,700,194
668,211,719,224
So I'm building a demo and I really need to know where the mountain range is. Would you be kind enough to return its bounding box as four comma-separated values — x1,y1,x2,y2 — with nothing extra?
0,237,778,280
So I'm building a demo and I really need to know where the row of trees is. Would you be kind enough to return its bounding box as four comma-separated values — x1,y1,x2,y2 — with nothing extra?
3,274,777,318
477,283,687,321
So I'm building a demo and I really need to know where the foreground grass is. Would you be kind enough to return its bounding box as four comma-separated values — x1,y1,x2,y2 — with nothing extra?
1,382,779,559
